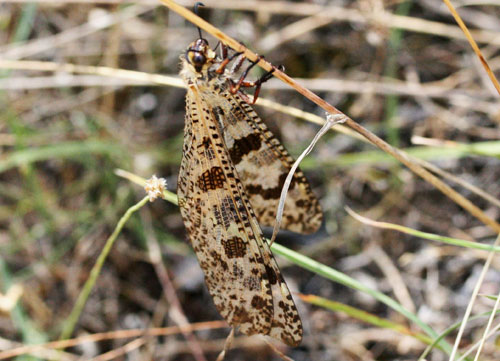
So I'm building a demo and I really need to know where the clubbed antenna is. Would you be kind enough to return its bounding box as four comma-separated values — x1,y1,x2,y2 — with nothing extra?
193,2,205,40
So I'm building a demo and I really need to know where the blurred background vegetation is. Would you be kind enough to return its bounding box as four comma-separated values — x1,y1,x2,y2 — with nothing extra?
1,0,500,360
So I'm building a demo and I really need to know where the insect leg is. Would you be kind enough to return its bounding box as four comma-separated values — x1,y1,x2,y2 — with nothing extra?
228,56,261,93
249,64,284,104
230,57,284,104
214,40,222,53
216,44,244,74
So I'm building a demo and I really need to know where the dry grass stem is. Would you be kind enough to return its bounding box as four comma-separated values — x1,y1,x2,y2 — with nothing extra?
3,0,500,48
89,337,148,361
368,243,416,313
144,220,208,361
442,0,500,96
0,5,154,59
258,15,334,52
0,321,228,359
449,233,500,360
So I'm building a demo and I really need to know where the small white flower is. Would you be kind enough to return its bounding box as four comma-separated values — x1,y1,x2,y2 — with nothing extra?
144,175,167,202
0,284,23,312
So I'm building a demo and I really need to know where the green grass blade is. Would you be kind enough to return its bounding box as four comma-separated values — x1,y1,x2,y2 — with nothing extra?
269,242,453,353
300,294,434,346
0,140,125,173
346,207,500,252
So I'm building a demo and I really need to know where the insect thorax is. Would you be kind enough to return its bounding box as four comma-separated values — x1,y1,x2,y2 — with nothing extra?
180,56,230,93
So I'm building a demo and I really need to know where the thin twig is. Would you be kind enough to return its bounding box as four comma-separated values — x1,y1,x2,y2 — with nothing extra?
89,337,148,361
0,321,227,359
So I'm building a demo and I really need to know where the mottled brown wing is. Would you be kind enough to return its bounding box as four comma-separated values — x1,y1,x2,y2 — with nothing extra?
177,88,302,345
210,91,322,234
263,247,303,346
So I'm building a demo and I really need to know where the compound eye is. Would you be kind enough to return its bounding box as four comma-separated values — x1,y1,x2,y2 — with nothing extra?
189,51,206,70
